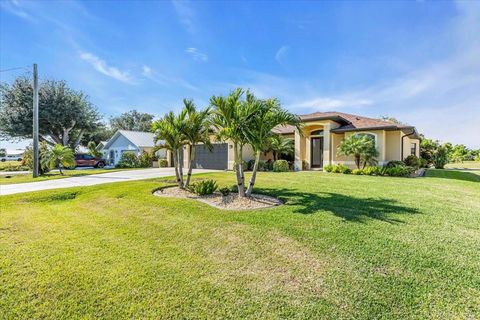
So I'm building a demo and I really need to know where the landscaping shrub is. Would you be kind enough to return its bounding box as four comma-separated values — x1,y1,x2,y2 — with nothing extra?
302,160,308,170
337,164,351,174
404,155,420,169
219,186,230,196
432,146,448,169
188,179,218,195
352,168,363,175
158,158,169,167
139,151,155,168
386,160,405,168
247,159,256,171
419,158,429,168
323,164,334,172
363,166,376,175
0,162,29,172
116,152,140,168
273,160,289,172
23,142,51,174
233,160,248,172
385,165,414,177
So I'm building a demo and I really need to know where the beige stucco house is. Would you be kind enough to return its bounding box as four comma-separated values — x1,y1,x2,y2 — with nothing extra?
273,112,420,170
180,111,420,171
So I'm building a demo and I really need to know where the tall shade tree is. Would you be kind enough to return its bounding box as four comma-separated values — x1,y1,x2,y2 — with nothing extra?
182,99,211,187
110,110,154,132
337,134,378,169
266,134,294,161
242,94,301,196
40,144,75,175
0,76,100,148
210,88,252,197
151,110,187,188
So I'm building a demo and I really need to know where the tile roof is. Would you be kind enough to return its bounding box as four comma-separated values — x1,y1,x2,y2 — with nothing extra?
272,111,416,135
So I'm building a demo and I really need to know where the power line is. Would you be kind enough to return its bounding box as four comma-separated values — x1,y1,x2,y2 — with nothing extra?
0,66,30,73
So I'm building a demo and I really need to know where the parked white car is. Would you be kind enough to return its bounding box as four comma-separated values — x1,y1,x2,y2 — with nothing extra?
0,150,24,162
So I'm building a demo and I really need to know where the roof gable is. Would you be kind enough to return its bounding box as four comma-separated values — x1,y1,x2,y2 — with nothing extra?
103,130,158,150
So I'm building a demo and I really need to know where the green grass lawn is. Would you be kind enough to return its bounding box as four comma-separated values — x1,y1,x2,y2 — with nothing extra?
0,168,137,185
1,171,479,319
426,168,480,182
445,161,480,170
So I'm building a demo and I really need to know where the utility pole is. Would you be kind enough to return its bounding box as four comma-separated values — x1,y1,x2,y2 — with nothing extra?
33,63,39,178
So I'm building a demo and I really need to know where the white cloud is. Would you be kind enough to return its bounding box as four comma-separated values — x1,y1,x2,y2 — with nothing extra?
80,52,134,84
185,47,208,62
0,0,36,22
171,0,196,34
141,65,199,91
275,45,289,64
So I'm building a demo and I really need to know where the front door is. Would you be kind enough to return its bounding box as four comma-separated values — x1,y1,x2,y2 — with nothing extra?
310,137,323,168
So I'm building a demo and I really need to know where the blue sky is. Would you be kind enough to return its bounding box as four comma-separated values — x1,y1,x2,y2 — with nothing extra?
1,0,479,149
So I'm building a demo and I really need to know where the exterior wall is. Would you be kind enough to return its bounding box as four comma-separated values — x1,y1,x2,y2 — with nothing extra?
402,137,420,159
386,131,401,161
104,134,140,165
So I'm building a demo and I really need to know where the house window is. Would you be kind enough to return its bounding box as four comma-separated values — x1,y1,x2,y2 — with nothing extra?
354,133,376,143
411,143,417,156
310,130,323,136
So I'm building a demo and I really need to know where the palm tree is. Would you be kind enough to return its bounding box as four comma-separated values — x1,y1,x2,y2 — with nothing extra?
182,99,211,187
266,134,294,161
337,135,378,169
40,144,75,175
151,110,187,188
210,88,252,197
242,94,301,196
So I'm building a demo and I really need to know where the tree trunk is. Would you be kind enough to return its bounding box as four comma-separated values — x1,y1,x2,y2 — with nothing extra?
238,144,245,197
273,152,277,161
233,143,245,197
62,128,70,146
172,148,182,188
72,129,85,149
246,150,261,196
58,164,63,175
177,147,184,188
185,144,195,187
355,154,361,169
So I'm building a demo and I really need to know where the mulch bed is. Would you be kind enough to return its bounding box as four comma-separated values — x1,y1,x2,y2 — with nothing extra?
153,186,282,210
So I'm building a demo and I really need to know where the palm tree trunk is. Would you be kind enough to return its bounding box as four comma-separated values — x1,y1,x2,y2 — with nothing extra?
58,164,63,175
233,143,245,197
185,144,195,187
246,150,261,196
172,148,182,188
238,144,245,197
177,147,184,188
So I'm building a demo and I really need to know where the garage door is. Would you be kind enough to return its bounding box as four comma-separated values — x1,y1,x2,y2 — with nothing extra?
193,143,228,170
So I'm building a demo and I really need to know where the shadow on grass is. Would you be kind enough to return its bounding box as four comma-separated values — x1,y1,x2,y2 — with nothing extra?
256,187,420,224
425,169,480,183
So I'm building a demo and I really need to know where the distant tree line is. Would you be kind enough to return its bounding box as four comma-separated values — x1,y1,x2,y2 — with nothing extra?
0,75,155,151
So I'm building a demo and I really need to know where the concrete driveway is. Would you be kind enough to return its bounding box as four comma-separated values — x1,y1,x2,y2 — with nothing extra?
0,168,216,196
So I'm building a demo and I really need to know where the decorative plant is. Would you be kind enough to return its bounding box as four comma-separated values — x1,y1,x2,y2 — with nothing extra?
40,144,75,175
188,179,218,195
273,160,289,172
337,135,379,169
116,152,140,168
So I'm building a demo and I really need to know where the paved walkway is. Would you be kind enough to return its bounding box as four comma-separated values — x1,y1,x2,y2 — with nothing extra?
0,168,216,196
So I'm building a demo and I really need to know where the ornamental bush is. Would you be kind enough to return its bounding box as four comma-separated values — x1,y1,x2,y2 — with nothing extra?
116,152,140,168
158,158,169,167
385,165,415,177
138,151,154,168
352,168,363,175
386,160,405,168
404,155,420,169
273,160,289,172
188,179,218,195
323,164,334,172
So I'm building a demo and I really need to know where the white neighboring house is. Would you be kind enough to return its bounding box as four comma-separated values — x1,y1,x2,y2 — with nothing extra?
100,130,166,166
